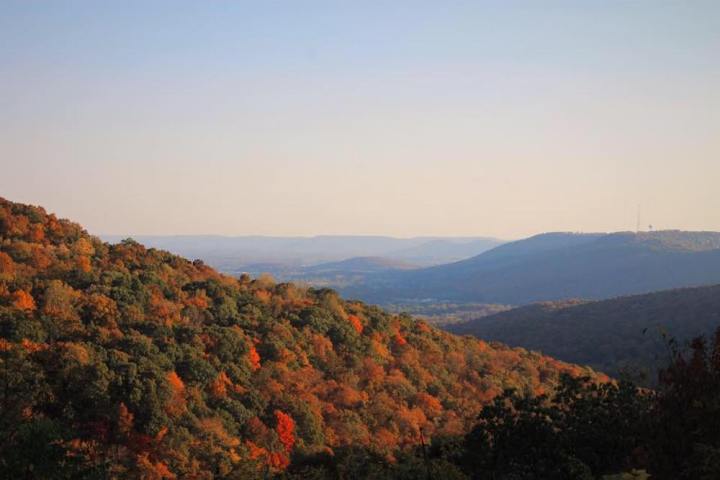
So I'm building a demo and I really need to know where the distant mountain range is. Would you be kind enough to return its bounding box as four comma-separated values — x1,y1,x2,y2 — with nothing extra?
341,231,720,306
100,235,504,272
448,284,720,381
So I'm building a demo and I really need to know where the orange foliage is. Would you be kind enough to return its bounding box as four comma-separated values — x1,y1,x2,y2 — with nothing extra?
30,223,45,242
20,338,46,353
375,427,399,451
0,251,15,279
334,385,367,408
186,290,209,309
311,334,334,360
245,439,289,470
393,332,407,346
30,245,52,269
76,255,92,273
165,371,186,416
245,440,268,461
8,214,29,236
155,426,169,443
210,371,232,398
167,371,185,392
269,451,290,470
362,358,385,385
12,289,36,311
347,314,364,334
135,452,176,479
84,293,119,324
416,321,431,334
61,342,90,364
255,289,272,303
446,351,466,373
274,410,295,452
42,280,81,324
149,289,181,325
249,345,261,370
74,238,95,256
370,337,391,360
415,392,443,418
199,417,240,447
396,406,427,438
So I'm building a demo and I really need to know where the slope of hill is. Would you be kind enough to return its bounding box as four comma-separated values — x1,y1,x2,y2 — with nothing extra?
0,198,596,478
342,231,720,305
448,285,720,379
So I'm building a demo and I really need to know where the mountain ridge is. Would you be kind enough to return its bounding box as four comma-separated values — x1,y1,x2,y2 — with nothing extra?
341,230,720,305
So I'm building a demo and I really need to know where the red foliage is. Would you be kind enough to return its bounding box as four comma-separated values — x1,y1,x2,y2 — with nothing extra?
274,410,295,452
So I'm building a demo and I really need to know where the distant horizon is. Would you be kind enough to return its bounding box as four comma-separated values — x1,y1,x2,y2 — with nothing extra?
7,194,717,243
100,227,720,243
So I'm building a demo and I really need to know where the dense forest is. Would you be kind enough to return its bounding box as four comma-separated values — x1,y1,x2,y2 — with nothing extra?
448,286,720,381
342,231,720,306
0,198,600,478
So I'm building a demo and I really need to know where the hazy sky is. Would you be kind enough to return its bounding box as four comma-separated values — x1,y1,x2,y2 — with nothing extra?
1,1,719,238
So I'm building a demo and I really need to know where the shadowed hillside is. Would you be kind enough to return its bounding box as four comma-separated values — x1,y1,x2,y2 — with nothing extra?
448,284,720,380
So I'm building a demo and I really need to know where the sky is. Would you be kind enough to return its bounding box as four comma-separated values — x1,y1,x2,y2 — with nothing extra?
1,1,719,239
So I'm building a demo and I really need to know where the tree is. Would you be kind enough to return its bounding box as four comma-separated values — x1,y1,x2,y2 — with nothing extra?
12,290,36,311
649,329,720,479
275,410,295,453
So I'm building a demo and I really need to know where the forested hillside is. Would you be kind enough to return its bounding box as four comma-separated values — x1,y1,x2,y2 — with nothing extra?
343,231,720,305
449,285,720,380
0,198,598,478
